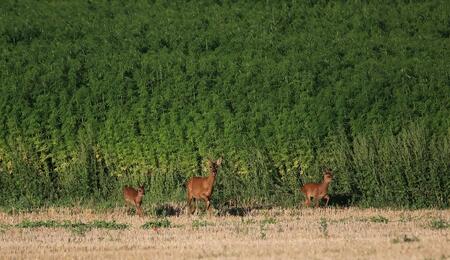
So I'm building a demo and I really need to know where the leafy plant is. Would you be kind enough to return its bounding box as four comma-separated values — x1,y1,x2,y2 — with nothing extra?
192,219,213,229
0,223,12,233
0,0,448,210
369,215,389,224
429,219,449,230
15,220,129,236
261,217,277,225
141,218,171,229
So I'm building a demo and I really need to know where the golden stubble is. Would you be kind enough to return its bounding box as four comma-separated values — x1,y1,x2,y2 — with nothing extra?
0,207,448,260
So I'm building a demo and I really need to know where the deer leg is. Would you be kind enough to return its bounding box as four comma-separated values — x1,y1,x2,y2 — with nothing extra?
206,199,212,217
125,202,133,215
190,198,197,215
187,195,193,215
304,195,311,207
324,195,330,207
137,206,143,217
199,195,212,217
206,200,213,217
136,201,144,217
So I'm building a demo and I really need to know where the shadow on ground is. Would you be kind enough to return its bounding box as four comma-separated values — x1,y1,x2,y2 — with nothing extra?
151,204,184,217
219,207,252,216
328,193,359,207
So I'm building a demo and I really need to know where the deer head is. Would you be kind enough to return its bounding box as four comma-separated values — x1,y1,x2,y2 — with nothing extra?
208,157,223,176
323,169,333,183
137,185,145,195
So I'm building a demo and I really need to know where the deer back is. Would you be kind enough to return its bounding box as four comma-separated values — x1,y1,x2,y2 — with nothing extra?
301,169,333,195
187,158,222,198
123,186,144,206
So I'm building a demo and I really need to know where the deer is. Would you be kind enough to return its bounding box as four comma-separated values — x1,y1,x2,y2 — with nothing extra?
301,168,333,208
187,157,222,216
123,185,145,217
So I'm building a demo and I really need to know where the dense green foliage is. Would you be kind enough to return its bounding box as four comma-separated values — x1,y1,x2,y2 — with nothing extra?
0,0,449,209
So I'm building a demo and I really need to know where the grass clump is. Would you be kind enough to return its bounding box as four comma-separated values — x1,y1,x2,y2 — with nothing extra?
192,219,214,229
429,219,449,230
0,223,12,233
15,219,129,235
16,220,61,228
369,215,389,224
90,220,129,230
65,222,92,236
142,218,171,229
261,217,277,225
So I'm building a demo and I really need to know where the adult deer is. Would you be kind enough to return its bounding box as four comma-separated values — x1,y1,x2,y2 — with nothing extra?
301,169,333,207
187,158,222,216
123,185,145,217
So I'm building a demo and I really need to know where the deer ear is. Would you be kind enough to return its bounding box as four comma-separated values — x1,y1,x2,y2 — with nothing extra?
216,157,223,166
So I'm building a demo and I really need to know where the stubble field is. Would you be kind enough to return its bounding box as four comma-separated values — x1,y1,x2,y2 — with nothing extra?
0,207,448,259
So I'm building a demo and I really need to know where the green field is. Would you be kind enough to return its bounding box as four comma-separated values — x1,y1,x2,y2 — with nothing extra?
0,0,449,209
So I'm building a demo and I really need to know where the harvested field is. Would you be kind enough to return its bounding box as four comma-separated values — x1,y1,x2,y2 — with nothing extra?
0,207,448,259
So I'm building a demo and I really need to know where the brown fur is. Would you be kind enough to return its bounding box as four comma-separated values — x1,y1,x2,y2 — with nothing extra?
187,158,222,216
123,186,145,217
301,169,333,207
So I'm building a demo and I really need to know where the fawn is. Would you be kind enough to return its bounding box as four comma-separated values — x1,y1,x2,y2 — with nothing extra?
187,158,222,216
123,185,145,217
301,169,333,207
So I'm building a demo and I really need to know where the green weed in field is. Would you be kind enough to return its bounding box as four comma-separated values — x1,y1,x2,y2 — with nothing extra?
0,223,12,233
261,217,277,225
142,218,171,229
90,220,129,230
192,219,214,229
369,215,389,224
66,222,91,236
429,219,449,230
16,220,61,228
15,219,129,235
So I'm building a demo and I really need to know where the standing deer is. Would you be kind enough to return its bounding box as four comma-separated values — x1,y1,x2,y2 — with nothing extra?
301,169,333,207
123,185,145,217
187,158,222,216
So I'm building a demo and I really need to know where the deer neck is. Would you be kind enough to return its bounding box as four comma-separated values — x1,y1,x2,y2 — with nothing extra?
206,173,216,188
320,180,330,190
135,193,144,203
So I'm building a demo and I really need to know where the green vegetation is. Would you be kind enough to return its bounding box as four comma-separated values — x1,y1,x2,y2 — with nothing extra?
369,215,389,224
429,218,449,230
261,217,277,225
0,0,449,209
15,219,129,235
16,220,61,228
192,219,214,229
141,218,171,229
0,223,12,233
